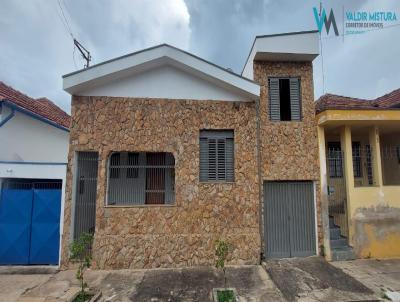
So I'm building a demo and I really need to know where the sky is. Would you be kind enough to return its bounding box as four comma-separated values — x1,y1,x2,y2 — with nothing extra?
0,0,399,113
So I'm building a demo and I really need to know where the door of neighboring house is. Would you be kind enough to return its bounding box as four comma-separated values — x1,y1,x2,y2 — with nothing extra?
0,181,62,265
264,181,316,258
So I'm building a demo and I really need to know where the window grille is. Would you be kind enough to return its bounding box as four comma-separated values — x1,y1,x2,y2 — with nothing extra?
199,130,234,182
327,142,343,178
107,152,175,205
352,142,362,178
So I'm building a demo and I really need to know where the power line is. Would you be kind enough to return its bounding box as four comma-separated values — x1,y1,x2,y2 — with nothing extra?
57,0,74,39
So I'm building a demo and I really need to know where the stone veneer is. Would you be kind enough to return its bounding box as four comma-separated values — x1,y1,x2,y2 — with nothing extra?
253,61,323,245
61,97,260,269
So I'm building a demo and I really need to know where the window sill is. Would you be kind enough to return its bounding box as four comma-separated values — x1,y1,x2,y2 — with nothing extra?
104,204,176,208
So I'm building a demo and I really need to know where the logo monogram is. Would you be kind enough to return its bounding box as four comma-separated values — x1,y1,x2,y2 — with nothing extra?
313,7,339,36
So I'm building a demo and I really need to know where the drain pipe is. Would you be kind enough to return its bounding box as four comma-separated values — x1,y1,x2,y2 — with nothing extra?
256,97,264,263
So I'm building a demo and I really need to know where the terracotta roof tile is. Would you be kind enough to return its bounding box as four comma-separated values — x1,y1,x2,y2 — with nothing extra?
316,88,400,113
0,81,70,129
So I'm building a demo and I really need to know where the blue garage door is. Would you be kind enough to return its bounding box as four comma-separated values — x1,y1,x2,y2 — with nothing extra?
0,181,62,265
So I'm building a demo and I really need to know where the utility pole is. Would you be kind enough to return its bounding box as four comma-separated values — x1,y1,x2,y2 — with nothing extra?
74,39,91,68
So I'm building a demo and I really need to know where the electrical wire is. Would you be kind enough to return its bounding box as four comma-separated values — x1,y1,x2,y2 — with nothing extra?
57,0,74,39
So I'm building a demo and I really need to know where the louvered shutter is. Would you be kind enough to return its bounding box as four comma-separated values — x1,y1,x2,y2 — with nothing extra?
199,131,234,182
225,137,234,181
199,137,209,181
289,78,301,121
269,78,280,121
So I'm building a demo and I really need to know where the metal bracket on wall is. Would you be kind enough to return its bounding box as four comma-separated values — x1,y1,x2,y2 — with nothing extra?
0,104,15,128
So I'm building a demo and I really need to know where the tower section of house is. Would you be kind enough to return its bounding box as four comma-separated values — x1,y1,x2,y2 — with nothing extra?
0,82,70,266
62,45,261,269
242,31,322,259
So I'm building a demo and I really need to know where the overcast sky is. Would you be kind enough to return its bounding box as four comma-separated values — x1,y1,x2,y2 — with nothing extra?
1,0,399,113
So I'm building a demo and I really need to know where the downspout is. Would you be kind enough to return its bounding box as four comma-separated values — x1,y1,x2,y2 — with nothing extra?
0,103,15,128
256,97,264,263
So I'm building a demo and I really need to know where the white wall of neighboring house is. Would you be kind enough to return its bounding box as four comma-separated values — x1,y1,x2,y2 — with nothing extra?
0,106,68,163
0,104,69,265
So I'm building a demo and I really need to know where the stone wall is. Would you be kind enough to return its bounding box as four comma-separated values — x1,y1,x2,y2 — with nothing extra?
61,97,260,269
253,61,323,246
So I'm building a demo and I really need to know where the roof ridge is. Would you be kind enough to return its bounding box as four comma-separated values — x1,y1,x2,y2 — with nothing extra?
0,81,36,102
373,87,400,102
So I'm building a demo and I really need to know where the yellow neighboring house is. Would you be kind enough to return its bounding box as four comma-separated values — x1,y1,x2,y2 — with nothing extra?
316,89,400,260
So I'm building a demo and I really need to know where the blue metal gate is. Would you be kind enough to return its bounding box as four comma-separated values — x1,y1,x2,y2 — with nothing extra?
0,181,62,265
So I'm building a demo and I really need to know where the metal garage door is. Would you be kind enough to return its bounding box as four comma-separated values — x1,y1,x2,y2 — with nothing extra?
264,181,316,258
0,181,62,265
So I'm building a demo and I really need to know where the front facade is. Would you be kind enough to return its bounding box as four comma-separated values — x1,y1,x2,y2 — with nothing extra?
0,82,70,265
61,31,322,269
317,90,400,260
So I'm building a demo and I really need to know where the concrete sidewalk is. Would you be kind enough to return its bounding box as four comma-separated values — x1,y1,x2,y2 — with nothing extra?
0,265,284,302
331,258,400,297
263,256,380,302
1,259,399,301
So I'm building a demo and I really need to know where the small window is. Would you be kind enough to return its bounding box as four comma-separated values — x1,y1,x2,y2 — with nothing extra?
199,130,234,182
327,142,343,178
268,77,301,121
352,142,362,178
107,152,175,205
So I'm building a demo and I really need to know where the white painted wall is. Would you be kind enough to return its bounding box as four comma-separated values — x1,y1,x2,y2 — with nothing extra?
78,64,253,102
242,32,320,79
0,107,69,163
63,45,260,99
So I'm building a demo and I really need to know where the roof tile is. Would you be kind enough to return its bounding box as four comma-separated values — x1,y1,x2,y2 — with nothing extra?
0,81,70,129
316,89,400,113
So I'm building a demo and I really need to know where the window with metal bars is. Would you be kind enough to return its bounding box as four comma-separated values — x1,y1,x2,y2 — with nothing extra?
268,77,301,121
106,152,175,205
199,130,234,182
352,142,362,178
327,142,343,178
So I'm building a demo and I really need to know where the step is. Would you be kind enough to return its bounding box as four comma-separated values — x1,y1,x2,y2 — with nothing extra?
330,227,341,240
330,238,348,248
331,246,356,261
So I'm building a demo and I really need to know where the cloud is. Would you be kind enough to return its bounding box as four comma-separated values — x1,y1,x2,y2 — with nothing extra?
314,0,400,99
0,0,399,112
0,0,191,112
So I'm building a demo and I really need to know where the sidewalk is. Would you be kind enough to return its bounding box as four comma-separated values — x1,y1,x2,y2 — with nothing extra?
1,259,399,301
331,258,400,298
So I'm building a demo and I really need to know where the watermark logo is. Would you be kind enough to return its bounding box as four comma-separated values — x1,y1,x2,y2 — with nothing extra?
313,6,398,37
313,7,339,36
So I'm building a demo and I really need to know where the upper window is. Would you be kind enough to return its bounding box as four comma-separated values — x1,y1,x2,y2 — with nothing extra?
268,77,301,121
107,152,175,205
199,130,234,182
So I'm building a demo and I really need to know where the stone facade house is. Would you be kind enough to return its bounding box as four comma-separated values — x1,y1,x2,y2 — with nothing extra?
61,31,322,269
